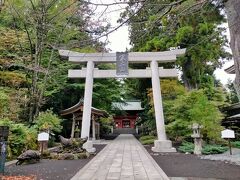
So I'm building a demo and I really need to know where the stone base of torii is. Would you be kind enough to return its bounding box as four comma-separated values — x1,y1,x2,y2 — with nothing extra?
59,49,186,153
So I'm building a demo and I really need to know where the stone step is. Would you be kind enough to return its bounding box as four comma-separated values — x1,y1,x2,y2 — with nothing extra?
113,128,136,134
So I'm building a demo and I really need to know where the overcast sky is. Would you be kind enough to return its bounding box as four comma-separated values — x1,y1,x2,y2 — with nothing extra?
92,0,235,85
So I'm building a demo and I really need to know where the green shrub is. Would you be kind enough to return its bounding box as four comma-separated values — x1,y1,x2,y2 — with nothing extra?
99,117,113,135
141,139,155,145
77,152,88,159
202,145,228,155
178,141,228,155
48,136,56,148
232,141,240,148
139,135,155,141
0,90,9,118
165,90,224,142
34,109,62,133
139,135,156,145
178,142,194,153
42,150,50,159
0,118,37,159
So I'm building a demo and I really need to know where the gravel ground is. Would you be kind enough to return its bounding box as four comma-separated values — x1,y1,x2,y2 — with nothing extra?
4,140,240,180
145,145,240,180
4,144,106,180
201,148,240,166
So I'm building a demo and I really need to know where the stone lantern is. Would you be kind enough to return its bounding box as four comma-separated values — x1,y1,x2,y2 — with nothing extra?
190,123,203,155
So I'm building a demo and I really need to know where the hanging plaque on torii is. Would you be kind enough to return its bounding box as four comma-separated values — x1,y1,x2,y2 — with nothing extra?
116,52,128,76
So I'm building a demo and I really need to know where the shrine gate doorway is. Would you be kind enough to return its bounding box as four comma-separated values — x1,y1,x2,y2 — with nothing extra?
112,100,144,129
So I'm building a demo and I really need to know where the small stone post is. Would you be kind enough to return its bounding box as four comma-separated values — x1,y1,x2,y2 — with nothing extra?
190,123,203,155
111,126,113,133
71,114,76,138
0,126,9,175
92,115,96,141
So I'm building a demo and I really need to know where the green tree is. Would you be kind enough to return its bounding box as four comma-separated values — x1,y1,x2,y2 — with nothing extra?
34,109,62,133
0,0,107,122
0,118,37,158
165,90,223,142
226,80,239,104
0,89,10,118
224,0,240,101
122,0,230,89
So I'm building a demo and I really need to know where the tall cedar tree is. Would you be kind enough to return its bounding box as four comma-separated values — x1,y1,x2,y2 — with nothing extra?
122,0,230,90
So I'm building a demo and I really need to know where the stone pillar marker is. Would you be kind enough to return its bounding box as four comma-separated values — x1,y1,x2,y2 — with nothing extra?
71,114,76,138
151,60,176,152
0,126,9,174
92,115,96,141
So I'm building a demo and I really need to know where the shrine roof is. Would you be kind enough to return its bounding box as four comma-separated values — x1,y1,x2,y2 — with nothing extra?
228,113,240,119
225,103,240,110
224,65,235,74
60,101,108,117
112,100,144,111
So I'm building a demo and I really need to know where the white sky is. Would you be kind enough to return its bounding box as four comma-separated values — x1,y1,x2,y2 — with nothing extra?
92,0,131,51
92,0,235,85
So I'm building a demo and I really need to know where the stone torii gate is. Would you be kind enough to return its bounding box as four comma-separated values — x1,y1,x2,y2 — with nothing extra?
59,49,186,152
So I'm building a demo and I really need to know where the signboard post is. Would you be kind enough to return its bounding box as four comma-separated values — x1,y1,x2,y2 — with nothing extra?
0,126,9,175
38,132,49,154
221,129,235,155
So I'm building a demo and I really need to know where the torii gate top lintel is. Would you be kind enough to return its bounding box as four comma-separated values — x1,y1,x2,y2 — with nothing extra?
59,48,186,63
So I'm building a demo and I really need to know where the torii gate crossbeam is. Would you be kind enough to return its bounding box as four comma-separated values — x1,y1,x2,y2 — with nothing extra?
59,49,186,153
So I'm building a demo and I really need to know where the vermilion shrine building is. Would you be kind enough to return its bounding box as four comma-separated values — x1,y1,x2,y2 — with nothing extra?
112,101,144,129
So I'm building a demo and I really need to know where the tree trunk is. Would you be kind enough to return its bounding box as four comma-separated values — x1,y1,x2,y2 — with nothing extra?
225,0,240,101
181,58,195,90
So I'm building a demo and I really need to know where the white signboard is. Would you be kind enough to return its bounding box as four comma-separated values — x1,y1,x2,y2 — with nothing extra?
38,132,49,141
221,129,235,139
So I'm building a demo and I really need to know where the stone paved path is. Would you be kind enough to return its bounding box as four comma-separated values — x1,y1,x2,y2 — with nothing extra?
71,134,169,180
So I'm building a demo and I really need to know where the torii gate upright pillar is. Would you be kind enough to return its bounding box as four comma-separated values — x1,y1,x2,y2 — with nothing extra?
81,61,94,138
151,60,176,152
81,61,96,153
